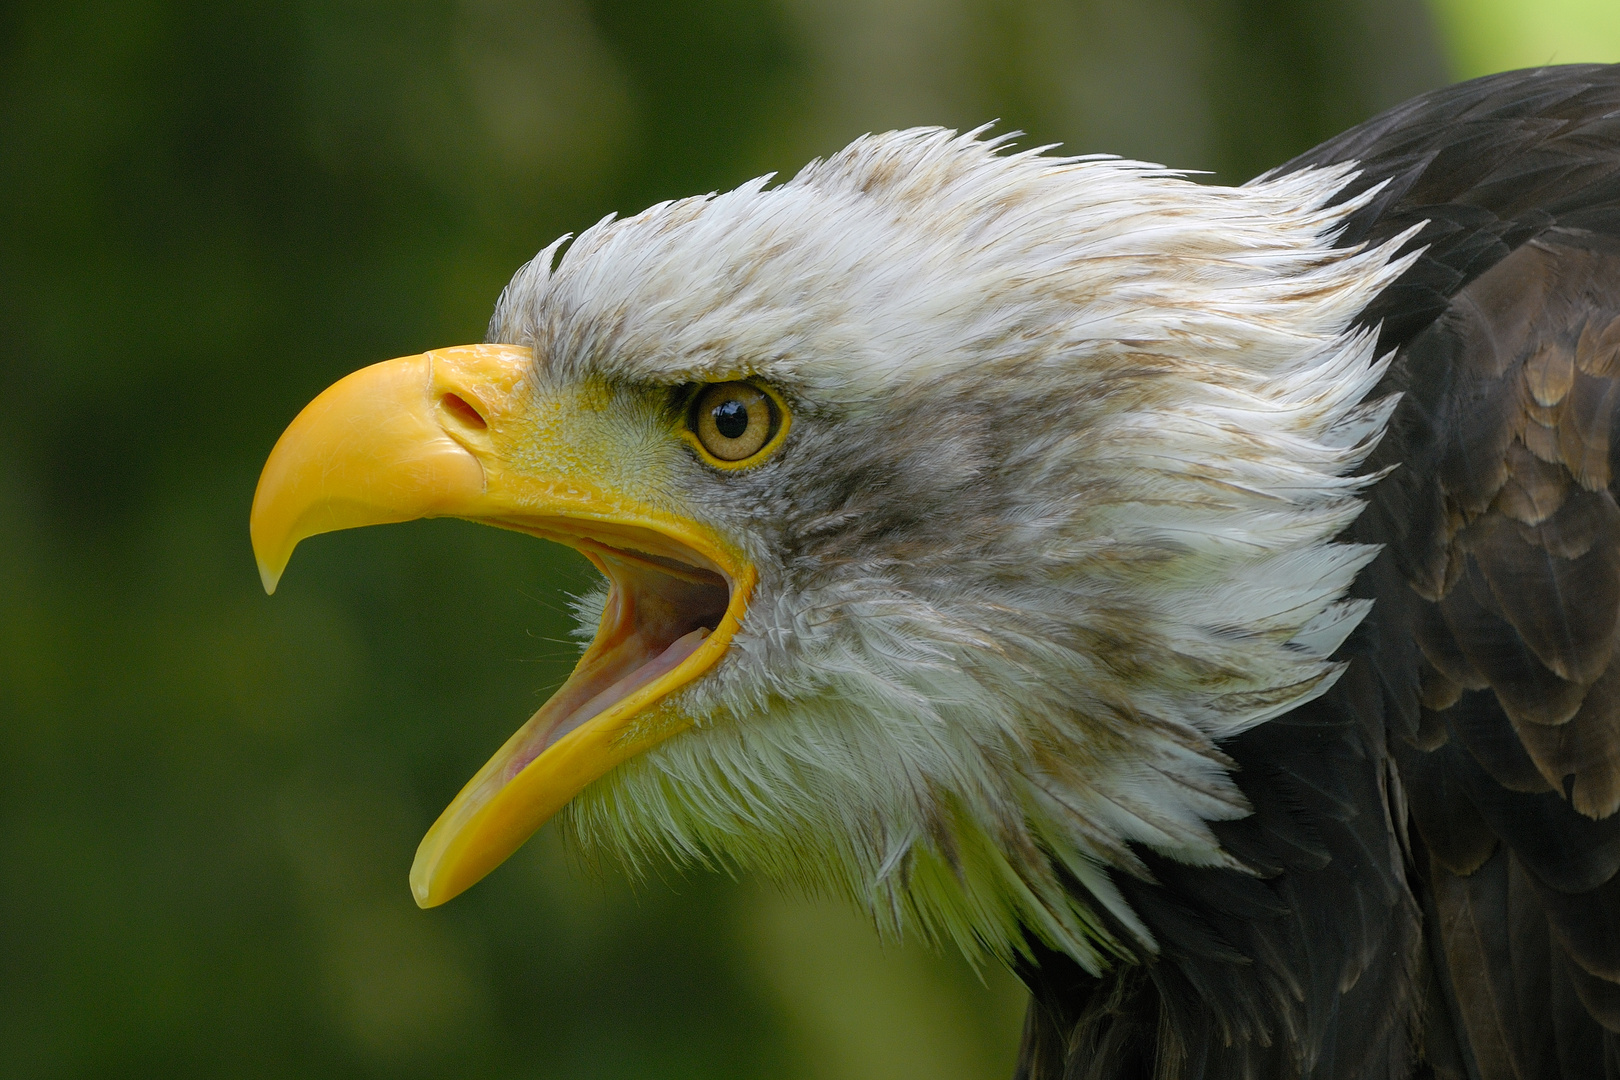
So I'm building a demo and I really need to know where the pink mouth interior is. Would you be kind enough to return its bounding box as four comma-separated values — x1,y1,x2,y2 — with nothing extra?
499,548,730,782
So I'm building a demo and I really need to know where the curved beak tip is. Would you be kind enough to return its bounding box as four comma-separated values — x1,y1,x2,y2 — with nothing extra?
248,342,745,910
248,344,531,605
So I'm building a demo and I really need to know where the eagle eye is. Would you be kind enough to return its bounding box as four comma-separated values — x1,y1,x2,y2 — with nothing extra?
687,381,786,466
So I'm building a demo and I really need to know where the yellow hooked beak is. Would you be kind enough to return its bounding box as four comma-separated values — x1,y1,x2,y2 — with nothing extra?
251,344,754,908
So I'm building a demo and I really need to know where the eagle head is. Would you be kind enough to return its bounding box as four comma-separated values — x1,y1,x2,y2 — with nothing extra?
252,128,1415,972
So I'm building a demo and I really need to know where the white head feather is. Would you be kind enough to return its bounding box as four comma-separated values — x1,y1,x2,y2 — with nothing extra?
489,128,1417,973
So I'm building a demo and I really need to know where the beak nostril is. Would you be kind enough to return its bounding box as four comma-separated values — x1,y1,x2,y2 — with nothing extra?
441,393,487,431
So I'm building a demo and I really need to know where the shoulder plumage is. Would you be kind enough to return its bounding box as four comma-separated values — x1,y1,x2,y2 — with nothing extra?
1287,63,1620,1080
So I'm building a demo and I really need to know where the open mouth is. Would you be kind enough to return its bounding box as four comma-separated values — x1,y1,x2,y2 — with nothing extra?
405,517,752,907
246,343,757,907
480,526,732,792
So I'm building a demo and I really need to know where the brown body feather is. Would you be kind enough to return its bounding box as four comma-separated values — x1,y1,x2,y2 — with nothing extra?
1018,65,1620,1080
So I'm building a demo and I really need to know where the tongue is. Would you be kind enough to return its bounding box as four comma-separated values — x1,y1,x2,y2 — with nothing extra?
538,626,710,759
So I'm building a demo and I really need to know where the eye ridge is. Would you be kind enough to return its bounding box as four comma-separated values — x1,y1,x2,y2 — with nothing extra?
685,380,786,466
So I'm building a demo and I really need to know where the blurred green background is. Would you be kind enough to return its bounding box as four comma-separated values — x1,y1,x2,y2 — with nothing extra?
1,2,1616,1078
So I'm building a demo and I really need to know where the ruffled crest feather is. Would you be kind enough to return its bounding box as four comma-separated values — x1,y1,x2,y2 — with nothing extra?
493,128,1413,973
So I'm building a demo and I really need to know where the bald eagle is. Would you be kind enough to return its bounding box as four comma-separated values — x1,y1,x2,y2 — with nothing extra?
253,65,1620,1079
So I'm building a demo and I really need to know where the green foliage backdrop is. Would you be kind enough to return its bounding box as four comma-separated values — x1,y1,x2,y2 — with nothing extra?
0,1,1540,1076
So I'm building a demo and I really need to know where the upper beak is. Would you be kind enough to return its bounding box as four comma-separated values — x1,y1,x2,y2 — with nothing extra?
251,344,753,908
251,345,515,595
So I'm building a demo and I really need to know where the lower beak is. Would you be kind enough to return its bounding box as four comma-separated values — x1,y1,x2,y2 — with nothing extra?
251,344,753,907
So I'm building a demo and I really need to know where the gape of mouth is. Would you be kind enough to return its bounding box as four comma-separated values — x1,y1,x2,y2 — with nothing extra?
503,546,731,781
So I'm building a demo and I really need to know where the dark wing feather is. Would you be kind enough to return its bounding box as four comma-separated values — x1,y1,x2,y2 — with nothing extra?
1016,65,1620,1080
1301,66,1620,1080
1369,231,1620,1078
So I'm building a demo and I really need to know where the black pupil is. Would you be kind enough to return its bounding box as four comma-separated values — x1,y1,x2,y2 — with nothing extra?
712,398,750,440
